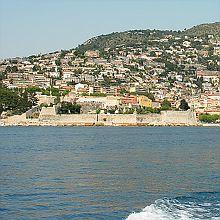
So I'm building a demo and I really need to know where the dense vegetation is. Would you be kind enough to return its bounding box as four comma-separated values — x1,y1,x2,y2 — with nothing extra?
58,102,81,114
179,99,190,111
77,23,220,52
183,22,220,36
161,99,172,110
77,29,177,52
199,114,220,123
0,85,37,115
26,86,60,97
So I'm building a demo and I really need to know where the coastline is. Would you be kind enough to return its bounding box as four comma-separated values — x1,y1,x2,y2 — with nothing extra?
1,110,219,127
1,120,219,127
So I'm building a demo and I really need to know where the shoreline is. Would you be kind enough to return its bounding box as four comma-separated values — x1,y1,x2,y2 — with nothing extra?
1,111,219,127
1,121,219,127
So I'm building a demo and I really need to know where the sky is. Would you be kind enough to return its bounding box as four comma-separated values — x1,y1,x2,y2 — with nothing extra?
0,0,219,59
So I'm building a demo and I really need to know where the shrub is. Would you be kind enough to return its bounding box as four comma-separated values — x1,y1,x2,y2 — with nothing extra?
199,114,220,123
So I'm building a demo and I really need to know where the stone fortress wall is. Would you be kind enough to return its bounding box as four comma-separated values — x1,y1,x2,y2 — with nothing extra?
38,107,198,126
1,106,198,126
161,110,197,125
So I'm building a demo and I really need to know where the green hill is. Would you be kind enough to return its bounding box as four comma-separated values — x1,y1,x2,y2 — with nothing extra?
77,29,176,52
182,22,220,36
77,22,220,52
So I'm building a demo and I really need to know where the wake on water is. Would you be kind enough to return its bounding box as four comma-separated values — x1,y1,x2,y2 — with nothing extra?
126,192,220,220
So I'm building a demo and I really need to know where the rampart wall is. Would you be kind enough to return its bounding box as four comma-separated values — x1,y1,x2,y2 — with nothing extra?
2,110,198,126
161,110,197,125
98,114,137,125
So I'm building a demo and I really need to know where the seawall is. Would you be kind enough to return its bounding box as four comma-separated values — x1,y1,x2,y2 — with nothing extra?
1,110,199,126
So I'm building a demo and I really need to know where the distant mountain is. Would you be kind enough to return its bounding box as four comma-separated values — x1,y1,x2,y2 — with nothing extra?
182,22,220,36
77,22,220,52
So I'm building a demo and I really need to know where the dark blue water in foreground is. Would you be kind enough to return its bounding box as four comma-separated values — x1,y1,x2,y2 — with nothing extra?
0,127,219,220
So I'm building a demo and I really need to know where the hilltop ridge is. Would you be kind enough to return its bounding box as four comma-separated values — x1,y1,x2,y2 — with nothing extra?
183,22,220,36
77,22,220,52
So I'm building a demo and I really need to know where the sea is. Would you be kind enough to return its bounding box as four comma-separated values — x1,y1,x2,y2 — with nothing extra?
0,126,219,220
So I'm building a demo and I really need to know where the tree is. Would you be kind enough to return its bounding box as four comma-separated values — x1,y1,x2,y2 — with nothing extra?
60,50,68,59
58,102,81,114
41,87,60,97
161,99,171,110
11,66,18,72
165,61,177,72
196,77,203,90
96,108,101,114
0,72,6,81
142,92,155,101
50,87,60,96
62,90,70,96
26,86,42,94
55,59,61,66
179,99,190,111
108,109,115,114
16,91,32,114
0,85,19,114
0,85,37,115
120,88,128,95
32,65,41,72
92,92,107,97
150,51,156,57
5,66,12,73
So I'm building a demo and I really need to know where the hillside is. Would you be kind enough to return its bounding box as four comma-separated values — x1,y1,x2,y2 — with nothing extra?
77,29,176,52
182,22,220,36
77,22,220,52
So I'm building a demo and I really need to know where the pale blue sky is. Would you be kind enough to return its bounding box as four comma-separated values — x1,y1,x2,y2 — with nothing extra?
0,0,219,59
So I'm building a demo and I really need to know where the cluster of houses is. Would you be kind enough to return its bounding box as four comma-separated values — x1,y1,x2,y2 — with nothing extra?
0,31,220,116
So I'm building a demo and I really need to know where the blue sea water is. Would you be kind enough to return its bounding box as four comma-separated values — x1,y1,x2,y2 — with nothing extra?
0,126,219,220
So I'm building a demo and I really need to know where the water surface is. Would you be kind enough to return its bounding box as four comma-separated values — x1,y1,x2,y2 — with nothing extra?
0,127,219,219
